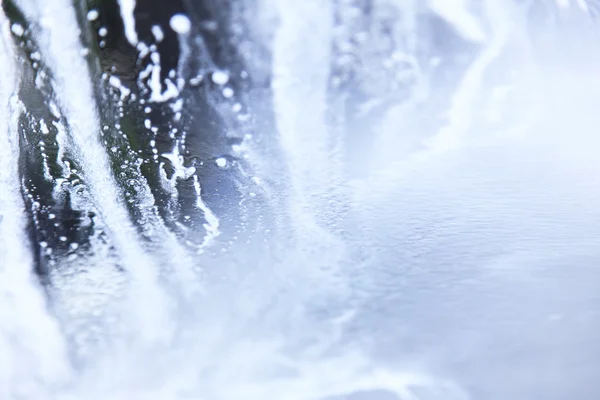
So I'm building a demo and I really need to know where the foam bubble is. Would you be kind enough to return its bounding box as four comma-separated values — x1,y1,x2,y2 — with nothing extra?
212,70,229,85
86,9,99,21
170,14,191,34
11,23,24,37
151,25,164,42
215,157,227,168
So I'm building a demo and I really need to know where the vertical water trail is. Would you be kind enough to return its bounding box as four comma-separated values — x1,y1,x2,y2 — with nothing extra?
16,0,173,345
272,0,344,226
427,0,487,43
0,15,72,399
270,0,350,320
421,0,517,155
360,0,526,201
260,3,474,398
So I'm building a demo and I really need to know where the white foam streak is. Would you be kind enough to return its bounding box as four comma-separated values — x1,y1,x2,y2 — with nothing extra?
53,120,72,176
117,0,139,46
17,0,172,344
0,18,72,398
108,75,131,100
146,50,181,102
192,175,221,252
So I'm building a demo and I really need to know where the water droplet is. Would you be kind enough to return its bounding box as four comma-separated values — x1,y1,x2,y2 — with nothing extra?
201,20,218,31
223,87,234,98
98,27,108,37
151,25,164,42
212,71,229,85
190,75,203,86
87,9,99,21
40,120,49,134
170,14,191,34
11,24,24,37
215,157,227,168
